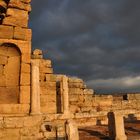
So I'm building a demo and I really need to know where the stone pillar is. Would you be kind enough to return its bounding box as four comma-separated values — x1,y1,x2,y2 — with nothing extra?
108,111,127,140
66,119,79,140
30,59,41,115
61,76,70,115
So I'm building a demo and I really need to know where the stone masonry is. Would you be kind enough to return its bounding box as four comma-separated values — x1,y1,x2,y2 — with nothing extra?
0,0,31,115
0,0,140,140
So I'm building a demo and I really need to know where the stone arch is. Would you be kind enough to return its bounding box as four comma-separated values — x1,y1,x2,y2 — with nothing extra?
0,43,21,103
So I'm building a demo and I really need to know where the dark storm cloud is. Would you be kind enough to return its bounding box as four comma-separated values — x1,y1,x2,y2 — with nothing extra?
30,0,140,93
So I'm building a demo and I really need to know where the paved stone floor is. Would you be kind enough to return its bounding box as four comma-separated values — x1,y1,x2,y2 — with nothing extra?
79,121,140,140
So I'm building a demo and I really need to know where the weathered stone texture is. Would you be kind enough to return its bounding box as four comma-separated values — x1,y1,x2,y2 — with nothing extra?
20,73,30,86
108,112,127,140
1,0,140,139
0,25,13,39
38,58,57,114
0,104,30,114
0,37,31,104
0,1,7,8
21,63,30,73
0,45,21,103
32,49,43,59
3,8,29,27
20,86,30,104
14,27,32,41
20,0,31,4
0,55,7,65
21,53,31,63
0,87,19,103
9,0,31,11
5,56,20,86
0,116,43,140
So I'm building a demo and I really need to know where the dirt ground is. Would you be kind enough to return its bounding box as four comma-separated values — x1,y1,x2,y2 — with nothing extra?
79,121,140,140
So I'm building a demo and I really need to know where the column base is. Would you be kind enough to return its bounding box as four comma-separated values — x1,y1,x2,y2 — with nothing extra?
30,112,42,116
58,112,74,119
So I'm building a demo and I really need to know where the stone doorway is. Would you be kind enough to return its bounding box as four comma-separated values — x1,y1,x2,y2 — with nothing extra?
0,43,21,103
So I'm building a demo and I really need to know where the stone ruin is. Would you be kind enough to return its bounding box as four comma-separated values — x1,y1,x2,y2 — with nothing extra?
0,0,140,140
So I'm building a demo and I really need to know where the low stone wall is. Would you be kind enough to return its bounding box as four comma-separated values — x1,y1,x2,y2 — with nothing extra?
0,115,68,140
37,57,140,127
0,115,43,140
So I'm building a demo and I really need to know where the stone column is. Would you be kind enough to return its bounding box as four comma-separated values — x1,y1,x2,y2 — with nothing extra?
108,111,127,140
61,76,70,115
30,59,41,115
66,119,79,140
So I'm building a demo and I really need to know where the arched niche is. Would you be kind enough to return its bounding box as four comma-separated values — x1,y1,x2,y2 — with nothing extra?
0,43,21,103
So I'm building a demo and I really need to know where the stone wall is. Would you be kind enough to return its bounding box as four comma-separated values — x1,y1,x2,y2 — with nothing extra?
37,57,140,127
0,0,31,40
0,0,31,114
0,114,77,140
39,58,57,114
1,1,140,140
0,116,42,140
0,44,20,103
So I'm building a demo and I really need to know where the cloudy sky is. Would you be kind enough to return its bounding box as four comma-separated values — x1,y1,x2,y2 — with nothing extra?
30,0,140,93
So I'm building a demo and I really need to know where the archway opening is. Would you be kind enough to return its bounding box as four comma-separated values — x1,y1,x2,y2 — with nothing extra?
0,43,21,103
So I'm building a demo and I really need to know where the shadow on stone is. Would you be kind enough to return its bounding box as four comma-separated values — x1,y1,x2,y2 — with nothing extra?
125,126,140,134
79,128,110,139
